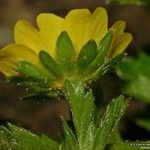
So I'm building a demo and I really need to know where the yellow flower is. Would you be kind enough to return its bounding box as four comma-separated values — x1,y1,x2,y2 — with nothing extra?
0,7,132,85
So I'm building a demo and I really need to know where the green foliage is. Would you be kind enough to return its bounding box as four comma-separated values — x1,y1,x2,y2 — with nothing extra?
116,53,150,104
0,123,59,150
93,96,128,150
109,0,150,6
64,80,128,150
116,53,150,131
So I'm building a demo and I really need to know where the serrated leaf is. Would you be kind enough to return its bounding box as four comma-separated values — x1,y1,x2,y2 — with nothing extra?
116,53,150,103
39,50,63,78
61,118,79,150
77,40,97,72
0,123,59,150
64,80,95,148
16,60,55,82
56,31,76,74
93,96,128,150
90,30,113,70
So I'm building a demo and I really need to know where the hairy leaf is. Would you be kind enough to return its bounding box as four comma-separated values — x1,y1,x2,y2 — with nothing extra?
0,123,59,150
116,53,150,103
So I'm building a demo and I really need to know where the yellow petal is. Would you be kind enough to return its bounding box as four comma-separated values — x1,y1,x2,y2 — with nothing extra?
112,33,133,57
0,59,17,76
64,8,91,53
36,13,64,58
108,20,127,56
14,20,45,54
85,7,108,43
111,20,126,39
0,44,39,76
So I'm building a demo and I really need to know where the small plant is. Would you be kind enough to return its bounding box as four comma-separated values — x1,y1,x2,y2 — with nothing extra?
0,6,149,150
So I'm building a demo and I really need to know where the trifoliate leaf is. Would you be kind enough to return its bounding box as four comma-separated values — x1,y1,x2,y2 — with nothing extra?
77,40,97,72
39,50,63,78
116,53,150,103
56,31,76,74
0,123,59,150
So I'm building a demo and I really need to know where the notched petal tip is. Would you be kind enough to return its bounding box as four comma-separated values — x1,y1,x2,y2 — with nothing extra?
93,7,107,16
36,13,64,27
65,8,91,19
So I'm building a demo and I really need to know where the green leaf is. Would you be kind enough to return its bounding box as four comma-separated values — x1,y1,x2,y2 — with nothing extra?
93,96,128,150
136,119,150,131
90,30,113,70
16,60,55,82
62,118,79,150
110,0,150,6
110,142,143,150
77,40,97,72
64,80,95,149
56,31,76,74
116,53,150,103
0,123,59,150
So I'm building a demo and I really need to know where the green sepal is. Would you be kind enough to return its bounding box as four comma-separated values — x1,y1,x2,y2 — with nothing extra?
16,60,55,82
39,50,63,78
21,91,63,103
56,31,76,74
88,53,125,82
90,30,113,70
7,76,51,92
77,40,97,72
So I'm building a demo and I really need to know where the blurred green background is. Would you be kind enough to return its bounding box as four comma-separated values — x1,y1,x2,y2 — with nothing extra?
0,0,150,140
